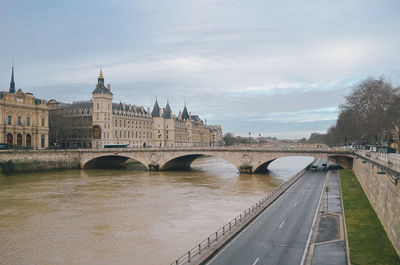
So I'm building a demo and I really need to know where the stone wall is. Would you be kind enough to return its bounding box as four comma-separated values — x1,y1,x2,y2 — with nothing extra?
353,152,400,255
0,150,80,174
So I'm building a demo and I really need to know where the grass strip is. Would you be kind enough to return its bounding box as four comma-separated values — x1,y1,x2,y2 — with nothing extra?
339,169,400,265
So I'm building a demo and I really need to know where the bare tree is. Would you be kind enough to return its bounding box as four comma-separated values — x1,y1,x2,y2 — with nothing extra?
340,76,398,144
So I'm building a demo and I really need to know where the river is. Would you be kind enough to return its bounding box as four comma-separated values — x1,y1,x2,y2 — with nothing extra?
0,156,313,265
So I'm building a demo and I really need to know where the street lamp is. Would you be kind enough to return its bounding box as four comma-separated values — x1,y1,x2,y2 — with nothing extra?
259,133,261,148
249,132,251,146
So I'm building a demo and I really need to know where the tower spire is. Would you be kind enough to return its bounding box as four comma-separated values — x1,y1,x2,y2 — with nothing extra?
9,65,15,93
98,69,104,85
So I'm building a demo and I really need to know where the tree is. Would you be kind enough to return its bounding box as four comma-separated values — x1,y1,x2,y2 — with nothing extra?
324,76,399,146
339,77,398,144
223,133,236,146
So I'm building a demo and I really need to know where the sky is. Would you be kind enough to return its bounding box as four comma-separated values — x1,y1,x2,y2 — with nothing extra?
0,0,399,139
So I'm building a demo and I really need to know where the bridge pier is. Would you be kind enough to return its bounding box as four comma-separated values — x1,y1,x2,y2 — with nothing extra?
149,164,159,171
239,165,253,174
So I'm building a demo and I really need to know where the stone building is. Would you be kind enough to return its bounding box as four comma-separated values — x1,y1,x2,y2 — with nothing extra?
49,70,222,148
0,67,49,148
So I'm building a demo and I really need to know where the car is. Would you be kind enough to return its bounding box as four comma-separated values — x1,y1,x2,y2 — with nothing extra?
311,165,318,171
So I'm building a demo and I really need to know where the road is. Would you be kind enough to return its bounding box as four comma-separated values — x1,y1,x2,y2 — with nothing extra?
207,162,327,265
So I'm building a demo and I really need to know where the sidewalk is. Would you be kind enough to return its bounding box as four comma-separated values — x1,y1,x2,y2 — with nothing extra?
307,170,348,265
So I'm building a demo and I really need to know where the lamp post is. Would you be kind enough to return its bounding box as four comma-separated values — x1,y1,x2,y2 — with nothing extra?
259,133,261,148
248,132,251,147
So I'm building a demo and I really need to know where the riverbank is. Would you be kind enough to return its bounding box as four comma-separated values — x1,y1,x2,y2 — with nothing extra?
339,170,400,264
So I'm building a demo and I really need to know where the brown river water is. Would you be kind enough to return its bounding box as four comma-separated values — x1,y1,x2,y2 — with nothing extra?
0,156,313,265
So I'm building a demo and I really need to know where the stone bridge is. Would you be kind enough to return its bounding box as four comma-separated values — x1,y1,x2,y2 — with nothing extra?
79,147,354,173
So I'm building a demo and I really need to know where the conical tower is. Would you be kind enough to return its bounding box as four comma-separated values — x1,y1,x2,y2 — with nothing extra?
9,66,15,93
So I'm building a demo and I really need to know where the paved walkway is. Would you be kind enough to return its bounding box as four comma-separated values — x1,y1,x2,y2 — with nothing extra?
308,170,348,265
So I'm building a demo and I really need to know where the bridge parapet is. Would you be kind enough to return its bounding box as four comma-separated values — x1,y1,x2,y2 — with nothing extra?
356,150,400,174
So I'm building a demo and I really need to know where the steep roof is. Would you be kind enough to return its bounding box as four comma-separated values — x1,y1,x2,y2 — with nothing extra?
182,105,189,120
163,102,172,118
92,70,113,95
67,101,92,110
92,83,113,95
112,103,148,114
151,99,160,117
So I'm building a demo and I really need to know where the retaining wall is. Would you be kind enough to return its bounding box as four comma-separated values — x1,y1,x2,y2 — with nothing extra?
0,150,80,174
353,152,400,255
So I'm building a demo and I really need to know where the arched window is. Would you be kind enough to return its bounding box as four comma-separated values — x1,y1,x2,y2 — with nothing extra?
7,133,13,145
26,134,32,147
17,134,23,146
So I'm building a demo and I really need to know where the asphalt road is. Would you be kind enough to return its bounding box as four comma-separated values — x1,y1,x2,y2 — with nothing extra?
207,162,327,265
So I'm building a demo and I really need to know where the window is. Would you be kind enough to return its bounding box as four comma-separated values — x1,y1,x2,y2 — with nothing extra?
41,135,45,148
17,116,21,125
97,103,99,110
115,130,117,138
115,120,117,127
27,117,30,126
41,117,45,127
7,115,11,125
124,120,126,127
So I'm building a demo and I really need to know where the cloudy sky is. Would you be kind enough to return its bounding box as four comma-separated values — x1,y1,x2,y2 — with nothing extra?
0,0,399,139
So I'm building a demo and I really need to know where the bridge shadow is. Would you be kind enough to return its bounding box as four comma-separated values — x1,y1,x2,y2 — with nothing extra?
161,154,205,171
84,155,147,170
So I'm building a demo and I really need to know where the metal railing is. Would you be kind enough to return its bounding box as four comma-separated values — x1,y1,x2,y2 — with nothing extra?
169,162,313,265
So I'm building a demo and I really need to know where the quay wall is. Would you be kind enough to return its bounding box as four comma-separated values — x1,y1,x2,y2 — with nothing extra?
0,150,80,174
353,151,400,255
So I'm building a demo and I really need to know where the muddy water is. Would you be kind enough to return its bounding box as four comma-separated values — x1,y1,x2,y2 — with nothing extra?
0,156,313,265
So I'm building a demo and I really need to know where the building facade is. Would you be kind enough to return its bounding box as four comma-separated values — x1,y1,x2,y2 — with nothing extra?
0,67,49,148
49,71,223,149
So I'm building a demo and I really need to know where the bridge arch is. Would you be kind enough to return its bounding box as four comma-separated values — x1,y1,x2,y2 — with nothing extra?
82,154,149,170
327,154,353,169
254,159,277,174
158,152,243,172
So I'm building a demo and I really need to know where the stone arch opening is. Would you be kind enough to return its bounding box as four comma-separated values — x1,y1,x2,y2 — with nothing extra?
161,154,205,171
327,155,353,169
160,154,239,172
254,159,277,174
83,155,147,169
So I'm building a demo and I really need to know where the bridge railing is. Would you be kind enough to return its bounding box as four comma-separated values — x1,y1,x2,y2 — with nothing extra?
169,162,313,265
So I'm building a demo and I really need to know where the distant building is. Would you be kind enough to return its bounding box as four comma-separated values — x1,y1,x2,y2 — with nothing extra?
49,71,223,148
0,67,49,148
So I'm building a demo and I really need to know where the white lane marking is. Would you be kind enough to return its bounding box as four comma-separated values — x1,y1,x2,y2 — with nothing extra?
299,172,329,265
206,167,313,265
278,219,285,229
251,257,260,265
293,202,298,207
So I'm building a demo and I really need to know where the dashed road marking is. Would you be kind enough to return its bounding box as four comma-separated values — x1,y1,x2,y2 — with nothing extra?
279,219,285,229
251,257,260,265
